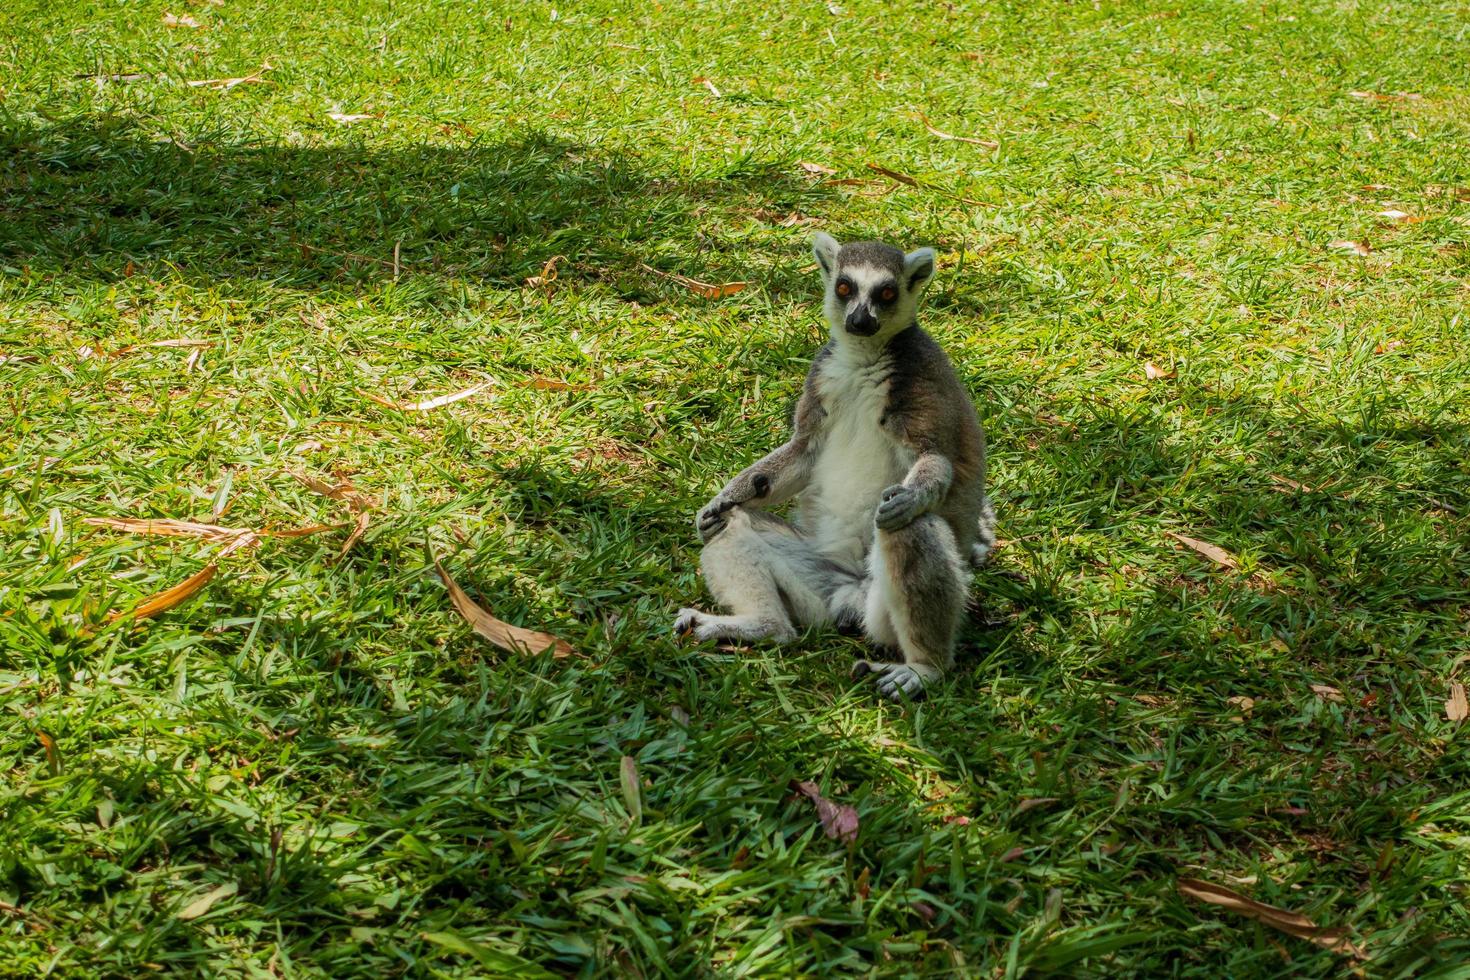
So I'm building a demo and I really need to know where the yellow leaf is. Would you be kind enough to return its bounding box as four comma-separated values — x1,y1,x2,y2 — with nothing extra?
435,559,576,658
177,882,237,921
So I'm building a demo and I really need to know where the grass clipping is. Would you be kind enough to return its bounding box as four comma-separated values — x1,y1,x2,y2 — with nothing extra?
435,558,575,659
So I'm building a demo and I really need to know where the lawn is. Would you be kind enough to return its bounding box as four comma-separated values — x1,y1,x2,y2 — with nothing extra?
3,0,1469,974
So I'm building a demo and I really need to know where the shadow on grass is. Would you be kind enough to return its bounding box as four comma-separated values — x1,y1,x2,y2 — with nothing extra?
0,115,833,296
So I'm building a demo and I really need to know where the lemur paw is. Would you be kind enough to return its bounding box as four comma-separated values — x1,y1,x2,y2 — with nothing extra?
874,484,922,531
673,607,706,639
696,500,734,542
851,660,940,702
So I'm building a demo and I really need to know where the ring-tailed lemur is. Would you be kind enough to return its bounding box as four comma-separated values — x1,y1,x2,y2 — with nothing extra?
673,233,995,701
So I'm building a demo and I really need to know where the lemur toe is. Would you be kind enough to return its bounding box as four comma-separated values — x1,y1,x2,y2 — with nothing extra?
673,608,704,638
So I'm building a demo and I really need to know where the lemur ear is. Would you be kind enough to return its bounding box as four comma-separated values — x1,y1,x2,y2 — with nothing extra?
812,232,841,279
904,248,937,292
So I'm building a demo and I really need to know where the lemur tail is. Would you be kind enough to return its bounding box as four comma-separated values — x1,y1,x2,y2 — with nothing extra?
969,496,997,569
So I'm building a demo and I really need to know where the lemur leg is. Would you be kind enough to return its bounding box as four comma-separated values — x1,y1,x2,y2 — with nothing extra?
674,508,853,644
854,515,967,701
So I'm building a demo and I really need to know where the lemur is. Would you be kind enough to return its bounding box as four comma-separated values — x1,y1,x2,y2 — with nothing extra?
674,233,994,701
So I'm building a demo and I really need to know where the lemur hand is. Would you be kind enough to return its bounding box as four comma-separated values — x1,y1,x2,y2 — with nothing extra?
874,484,924,531
696,473,772,542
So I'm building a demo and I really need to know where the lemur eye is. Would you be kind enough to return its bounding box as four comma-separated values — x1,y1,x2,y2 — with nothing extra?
879,286,897,303
835,281,852,298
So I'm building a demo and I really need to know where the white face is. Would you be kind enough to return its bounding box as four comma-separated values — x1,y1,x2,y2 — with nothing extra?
822,262,918,343
812,233,935,345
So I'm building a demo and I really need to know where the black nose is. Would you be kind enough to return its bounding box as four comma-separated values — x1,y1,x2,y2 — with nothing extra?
845,306,879,336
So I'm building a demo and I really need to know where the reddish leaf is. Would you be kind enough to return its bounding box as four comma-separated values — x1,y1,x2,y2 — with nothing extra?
789,779,859,844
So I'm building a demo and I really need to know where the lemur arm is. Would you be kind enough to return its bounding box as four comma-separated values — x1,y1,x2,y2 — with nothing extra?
696,384,825,542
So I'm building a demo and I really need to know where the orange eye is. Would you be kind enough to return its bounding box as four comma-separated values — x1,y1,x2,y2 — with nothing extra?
880,287,897,302
835,281,852,298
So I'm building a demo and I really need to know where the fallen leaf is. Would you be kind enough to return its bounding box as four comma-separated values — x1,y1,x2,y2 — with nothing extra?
109,563,218,622
1310,684,1344,703
0,354,40,365
919,114,999,149
289,472,373,512
328,112,376,124
186,63,272,89
691,76,721,98
177,882,238,921
911,901,937,923
1269,475,1313,493
789,779,859,844
358,382,493,412
1377,208,1411,221
1166,531,1238,569
866,162,987,206
798,161,836,176
1134,694,1168,706
854,866,871,898
1015,797,1059,815
620,756,643,824
1375,339,1404,354
1144,361,1174,380
523,254,565,289
37,731,61,775
959,51,983,61
85,517,253,543
162,12,203,28
183,348,203,372
1178,878,1367,959
1227,695,1256,717
1446,683,1467,723
339,511,371,559
435,558,576,658
639,263,748,299
1328,240,1371,256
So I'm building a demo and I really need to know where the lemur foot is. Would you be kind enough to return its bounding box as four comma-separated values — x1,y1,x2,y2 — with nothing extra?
851,660,941,702
673,607,708,639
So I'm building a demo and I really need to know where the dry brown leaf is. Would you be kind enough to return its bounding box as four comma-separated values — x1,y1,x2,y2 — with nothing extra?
523,254,566,289
1310,684,1344,703
1144,361,1174,381
959,51,983,61
1328,240,1371,256
691,76,721,98
435,559,575,658
186,63,272,89
1377,208,1411,222
183,347,203,373
0,354,40,365
290,472,372,511
1166,531,1238,569
865,162,986,206
358,382,492,412
162,12,203,28
328,112,376,124
798,161,836,176
1445,683,1467,723
1178,878,1367,959
37,731,61,775
639,263,748,299
1227,695,1256,716
110,563,218,622
1375,339,1405,355
84,517,253,543
1015,797,1059,814
1270,474,1313,493
789,780,859,844
919,114,999,149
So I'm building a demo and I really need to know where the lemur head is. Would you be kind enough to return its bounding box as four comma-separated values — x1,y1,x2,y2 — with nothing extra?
812,233,936,344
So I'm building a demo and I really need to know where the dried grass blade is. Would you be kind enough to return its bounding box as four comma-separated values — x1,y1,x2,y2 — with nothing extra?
358,382,492,412
1166,531,1238,569
110,563,218,622
919,114,999,149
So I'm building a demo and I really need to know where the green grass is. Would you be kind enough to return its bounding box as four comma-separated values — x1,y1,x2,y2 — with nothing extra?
3,0,1469,974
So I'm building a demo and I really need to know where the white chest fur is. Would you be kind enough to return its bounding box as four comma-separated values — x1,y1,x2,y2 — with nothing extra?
801,349,913,565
